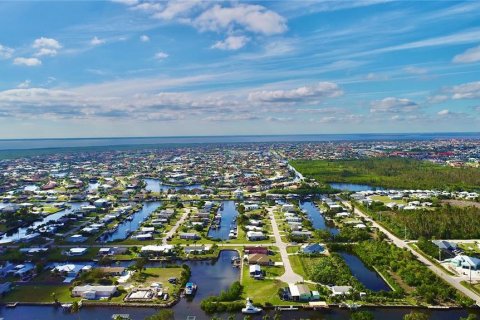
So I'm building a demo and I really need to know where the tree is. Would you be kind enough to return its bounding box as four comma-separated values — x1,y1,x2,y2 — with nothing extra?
70,301,80,313
145,310,174,320
134,257,148,272
51,292,58,303
403,312,429,320
351,311,374,320
459,315,477,320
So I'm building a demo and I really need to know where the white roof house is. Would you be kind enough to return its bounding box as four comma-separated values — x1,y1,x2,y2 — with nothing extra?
72,285,117,299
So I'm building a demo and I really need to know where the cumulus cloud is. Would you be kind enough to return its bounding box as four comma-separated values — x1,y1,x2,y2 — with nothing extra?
248,82,343,104
193,4,287,35
33,37,61,50
212,35,249,50
0,44,14,59
140,34,150,42
90,36,106,46
152,0,203,20
370,97,418,113
154,51,169,59
437,109,450,116
13,57,42,67
450,81,480,99
453,45,480,63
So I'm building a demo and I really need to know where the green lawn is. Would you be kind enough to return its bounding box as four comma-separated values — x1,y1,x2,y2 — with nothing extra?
1,284,78,303
241,267,288,305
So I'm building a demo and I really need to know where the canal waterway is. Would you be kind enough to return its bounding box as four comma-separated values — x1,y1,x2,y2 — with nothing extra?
102,201,162,242
339,252,391,292
0,202,88,244
300,201,339,235
207,201,238,240
329,183,385,192
144,178,203,192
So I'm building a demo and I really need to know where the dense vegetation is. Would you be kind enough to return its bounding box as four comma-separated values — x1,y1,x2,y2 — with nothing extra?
360,202,480,239
308,254,361,288
291,158,480,191
352,240,473,306
200,281,244,314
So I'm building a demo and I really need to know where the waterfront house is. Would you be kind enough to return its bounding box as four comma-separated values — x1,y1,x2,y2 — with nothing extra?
249,264,263,279
184,245,210,254
180,232,200,240
72,285,117,300
288,283,311,301
140,245,173,255
300,243,325,255
247,253,272,266
330,285,352,296
244,246,268,255
67,247,88,256
97,267,126,276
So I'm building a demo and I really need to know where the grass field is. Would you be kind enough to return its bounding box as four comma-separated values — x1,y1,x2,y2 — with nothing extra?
1,284,78,303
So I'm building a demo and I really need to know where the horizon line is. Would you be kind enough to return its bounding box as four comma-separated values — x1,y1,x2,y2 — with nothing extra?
1,131,480,142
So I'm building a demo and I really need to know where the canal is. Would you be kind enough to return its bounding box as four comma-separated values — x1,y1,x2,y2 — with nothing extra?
329,183,385,192
339,252,391,292
144,178,203,193
0,202,88,244
207,201,238,240
300,201,339,235
1,250,479,319
102,201,162,242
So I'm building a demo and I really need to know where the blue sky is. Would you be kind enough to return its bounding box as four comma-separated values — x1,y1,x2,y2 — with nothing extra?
0,0,479,138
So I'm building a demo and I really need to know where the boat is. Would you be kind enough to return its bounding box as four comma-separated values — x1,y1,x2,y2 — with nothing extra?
241,298,262,314
184,282,197,295
5,302,18,308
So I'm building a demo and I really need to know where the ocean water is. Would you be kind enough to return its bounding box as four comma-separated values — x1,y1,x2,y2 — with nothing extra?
0,132,479,151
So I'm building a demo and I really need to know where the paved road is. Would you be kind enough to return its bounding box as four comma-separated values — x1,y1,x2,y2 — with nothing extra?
341,199,480,305
267,206,303,284
162,208,190,245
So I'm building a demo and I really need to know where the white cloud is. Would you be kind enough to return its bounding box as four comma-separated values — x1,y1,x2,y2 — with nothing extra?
152,0,202,20
33,37,62,50
248,82,343,103
154,51,169,59
450,81,480,99
370,97,418,113
111,0,138,5
17,80,31,89
212,35,249,50
0,44,14,59
90,36,106,46
35,48,58,57
13,57,42,67
403,66,427,75
193,4,287,35
140,34,150,42
453,45,480,63
438,109,450,116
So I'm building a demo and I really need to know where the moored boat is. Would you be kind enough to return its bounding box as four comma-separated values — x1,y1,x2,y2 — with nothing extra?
184,282,197,295
241,298,262,314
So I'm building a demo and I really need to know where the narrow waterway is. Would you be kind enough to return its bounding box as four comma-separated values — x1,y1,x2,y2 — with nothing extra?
143,178,203,192
0,202,88,244
329,183,385,192
339,252,391,292
102,201,162,242
207,201,238,240
300,201,339,235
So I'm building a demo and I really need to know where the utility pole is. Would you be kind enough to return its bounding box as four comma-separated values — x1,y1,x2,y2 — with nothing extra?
404,225,407,240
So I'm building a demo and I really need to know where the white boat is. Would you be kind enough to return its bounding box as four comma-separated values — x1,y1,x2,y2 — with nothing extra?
184,282,197,295
241,298,262,314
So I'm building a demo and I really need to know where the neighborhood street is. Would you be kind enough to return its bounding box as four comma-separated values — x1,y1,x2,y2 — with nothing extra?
341,200,480,305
